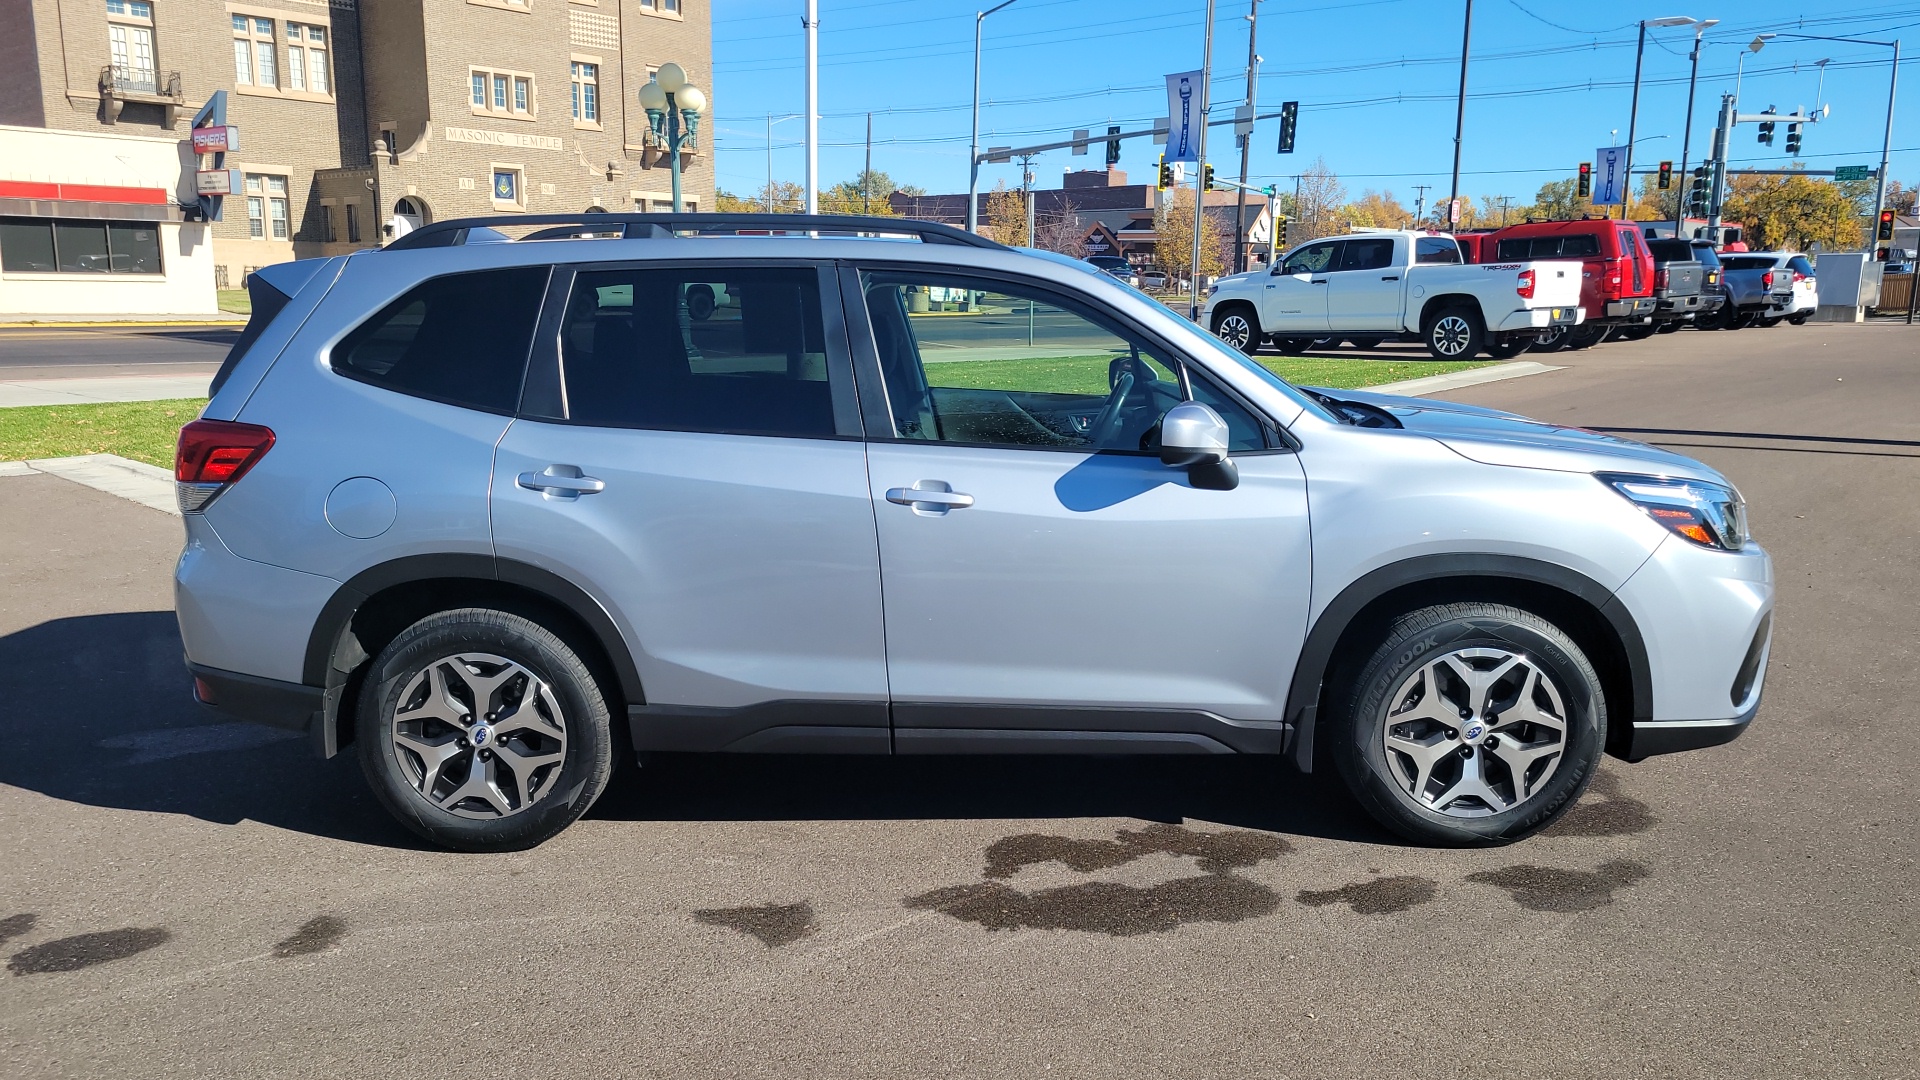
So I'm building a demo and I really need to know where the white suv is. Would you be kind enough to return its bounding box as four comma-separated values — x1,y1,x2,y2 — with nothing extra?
176,214,1773,851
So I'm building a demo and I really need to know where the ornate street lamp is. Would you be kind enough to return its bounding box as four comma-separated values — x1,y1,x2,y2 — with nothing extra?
640,63,706,213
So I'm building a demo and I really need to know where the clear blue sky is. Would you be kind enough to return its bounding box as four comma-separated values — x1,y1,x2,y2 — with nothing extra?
708,0,1918,209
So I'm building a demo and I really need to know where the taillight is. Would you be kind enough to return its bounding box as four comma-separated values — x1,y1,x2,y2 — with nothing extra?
1762,270,1774,288
1516,269,1536,299
176,419,275,512
1655,268,1669,291
1792,270,1806,283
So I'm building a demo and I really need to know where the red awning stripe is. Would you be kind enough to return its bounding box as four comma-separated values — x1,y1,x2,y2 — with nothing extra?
0,180,171,205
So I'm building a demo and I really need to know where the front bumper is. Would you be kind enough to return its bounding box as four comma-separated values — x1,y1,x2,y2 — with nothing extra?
1626,694,1761,759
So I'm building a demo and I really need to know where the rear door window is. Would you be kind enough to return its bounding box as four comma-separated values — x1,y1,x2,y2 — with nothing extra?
1414,237,1461,264
332,266,548,414
557,266,840,438
1338,237,1395,272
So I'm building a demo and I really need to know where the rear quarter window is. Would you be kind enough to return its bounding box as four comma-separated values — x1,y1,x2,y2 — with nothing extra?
1788,256,1815,276
331,266,549,414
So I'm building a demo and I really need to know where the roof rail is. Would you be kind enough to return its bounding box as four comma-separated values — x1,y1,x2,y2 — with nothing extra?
383,212,1005,252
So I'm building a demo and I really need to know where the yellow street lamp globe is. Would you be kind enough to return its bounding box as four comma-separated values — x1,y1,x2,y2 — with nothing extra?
675,84,706,115
655,63,687,94
637,79,668,112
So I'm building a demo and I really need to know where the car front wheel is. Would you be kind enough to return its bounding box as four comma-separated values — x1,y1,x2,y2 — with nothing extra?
1331,602,1605,846
357,608,616,852
1211,305,1261,355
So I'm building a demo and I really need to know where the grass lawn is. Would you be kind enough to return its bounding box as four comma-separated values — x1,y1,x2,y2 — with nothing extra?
0,398,206,468
925,354,1492,395
217,289,251,314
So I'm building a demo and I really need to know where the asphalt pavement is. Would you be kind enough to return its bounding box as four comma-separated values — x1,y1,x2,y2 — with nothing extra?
0,326,234,381
0,321,1915,1078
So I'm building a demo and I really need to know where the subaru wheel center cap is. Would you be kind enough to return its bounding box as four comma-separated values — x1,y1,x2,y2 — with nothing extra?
1462,722,1487,744
471,724,494,748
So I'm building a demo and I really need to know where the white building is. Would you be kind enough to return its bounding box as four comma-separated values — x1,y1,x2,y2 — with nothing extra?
0,124,216,317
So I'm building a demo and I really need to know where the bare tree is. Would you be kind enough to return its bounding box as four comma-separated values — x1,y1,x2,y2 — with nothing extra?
1032,197,1082,255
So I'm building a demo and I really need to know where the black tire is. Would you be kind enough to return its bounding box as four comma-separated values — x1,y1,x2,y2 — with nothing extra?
1331,602,1606,846
1424,304,1483,360
1529,324,1569,352
1484,338,1528,360
1271,335,1313,355
1565,324,1609,350
1756,316,1782,328
357,608,616,852
1210,304,1262,355
1786,313,1810,326
685,283,717,321
1653,320,1682,334
1614,325,1655,342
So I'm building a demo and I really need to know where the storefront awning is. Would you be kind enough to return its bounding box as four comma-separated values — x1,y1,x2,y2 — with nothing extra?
0,181,182,222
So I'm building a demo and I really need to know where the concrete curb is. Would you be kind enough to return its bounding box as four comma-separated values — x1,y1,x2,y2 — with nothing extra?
1364,360,1564,398
2,454,178,516
0,376,211,408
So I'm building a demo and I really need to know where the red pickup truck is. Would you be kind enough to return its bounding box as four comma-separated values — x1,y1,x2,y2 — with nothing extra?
1458,219,1657,349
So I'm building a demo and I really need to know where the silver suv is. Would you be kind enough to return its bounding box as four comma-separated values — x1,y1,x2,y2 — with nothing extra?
176,214,1773,851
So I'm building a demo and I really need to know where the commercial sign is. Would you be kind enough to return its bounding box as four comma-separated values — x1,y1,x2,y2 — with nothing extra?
1592,144,1628,206
444,126,565,152
1164,70,1203,164
194,168,243,196
191,125,240,154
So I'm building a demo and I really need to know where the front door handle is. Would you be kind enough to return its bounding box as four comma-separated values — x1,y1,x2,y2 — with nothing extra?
886,480,974,515
1380,275,1400,281
1310,278,1329,285
517,464,606,500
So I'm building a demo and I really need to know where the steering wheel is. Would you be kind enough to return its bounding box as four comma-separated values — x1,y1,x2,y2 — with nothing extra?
1084,371,1135,448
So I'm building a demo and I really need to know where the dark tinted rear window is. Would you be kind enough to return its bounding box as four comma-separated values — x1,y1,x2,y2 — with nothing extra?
1495,234,1602,260
1647,239,1697,262
1690,244,1722,268
332,266,548,414
1415,236,1462,264
1341,238,1395,271
1721,256,1775,271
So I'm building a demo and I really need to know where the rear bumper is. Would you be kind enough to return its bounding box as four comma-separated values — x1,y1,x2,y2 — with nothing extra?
1654,293,1703,317
1602,297,1658,321
190,662,323,733
1496,305,1583,331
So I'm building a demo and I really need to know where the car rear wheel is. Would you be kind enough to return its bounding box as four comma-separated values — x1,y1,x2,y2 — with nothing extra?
1565,324,1609,350
1211,305,1261,355
1614,325,1656,342
358,608,615,852
1529,324,1569,352
1271,335,1314,355
1786,313,1810,326
1424,305,1483,360
1756,316,1782,328
1484,337,1528,360
1654,320,1682,334
1331,602,1606,846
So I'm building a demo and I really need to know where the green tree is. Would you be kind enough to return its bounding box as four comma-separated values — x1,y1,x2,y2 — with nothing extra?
1154,186,1224,282
717,180,804,213
1722,172,1864,250
985,181,1028,247
822,170,901,215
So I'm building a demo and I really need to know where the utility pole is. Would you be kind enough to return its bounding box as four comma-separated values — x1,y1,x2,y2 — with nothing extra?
1706,93,1732,243
1493,194,1514,225
766,114,774,211
1675,22,1715,232
1018,152,1037,246
1189,0,1217,321
864,112,873,213
804,0,818,214
1234,1,1261,273
1412,183,1431,225
1449,0,1472,227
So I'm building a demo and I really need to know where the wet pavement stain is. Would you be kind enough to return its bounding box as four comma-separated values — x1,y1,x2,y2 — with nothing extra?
1466,860,1650,912
693,902,817,948
0,914,36,946
273,915,347,958
7,927,171,975
1543,771,1656,837
1296,876,1439,915
909,824,1292,936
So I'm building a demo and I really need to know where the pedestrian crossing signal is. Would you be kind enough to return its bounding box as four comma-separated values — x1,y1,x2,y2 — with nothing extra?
1577,162,1592,198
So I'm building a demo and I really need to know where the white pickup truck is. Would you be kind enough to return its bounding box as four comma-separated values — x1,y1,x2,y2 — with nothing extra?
1201,230,1584,360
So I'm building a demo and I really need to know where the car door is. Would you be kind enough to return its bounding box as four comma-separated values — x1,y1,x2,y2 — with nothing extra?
1323,236,1401,331
1261,240,1339,335
847,265,1313,751
490,261,890,752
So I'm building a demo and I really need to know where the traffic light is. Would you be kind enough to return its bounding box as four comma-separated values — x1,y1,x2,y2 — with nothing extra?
1758,106,1776,146
1275,215,1288,248
1880,209,1897,241
1156,156,1173,191
1203,163,1216,191
1686,166,1711,216
1657,160,1673,189
1577,162,1592,198
1105,125,1121,167
1277,101,1298,154
1784,122,1802,156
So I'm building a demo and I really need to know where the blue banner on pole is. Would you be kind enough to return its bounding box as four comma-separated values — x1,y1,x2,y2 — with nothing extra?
1593,144,1628,206
1165,70,1203,164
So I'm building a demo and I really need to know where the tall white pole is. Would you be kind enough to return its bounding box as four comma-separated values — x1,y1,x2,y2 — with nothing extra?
1188,0,1216,322
969,13,984,232
804,0,818,214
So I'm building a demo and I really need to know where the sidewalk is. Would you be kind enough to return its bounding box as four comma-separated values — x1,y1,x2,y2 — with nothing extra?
0,374,211,408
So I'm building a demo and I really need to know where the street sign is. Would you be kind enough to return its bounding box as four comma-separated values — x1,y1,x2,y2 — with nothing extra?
1592,144,1628,206
1233,105,1254,139
1071,129,1089,156
1164,70,1203,164
194,168,243,196
1834,165,1873,182
986,146,1011,164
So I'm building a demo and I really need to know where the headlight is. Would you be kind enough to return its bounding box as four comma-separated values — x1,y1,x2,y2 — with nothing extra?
1598,473,1749,551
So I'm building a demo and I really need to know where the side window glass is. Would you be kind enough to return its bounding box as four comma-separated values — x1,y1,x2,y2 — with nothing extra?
1495,238,1530,261
1282,241,1339,276
558,267,834,437
1415,237,1461,264
859,273,1191,452
1184,368,1269,453
1562,234,1600,258
1340,238,1394,272
332,266,546,413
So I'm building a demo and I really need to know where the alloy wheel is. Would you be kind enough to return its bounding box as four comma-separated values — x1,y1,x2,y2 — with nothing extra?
1431,315,1473,357
1380,647,1568,818
388,652,569,819
1215,313,1254,352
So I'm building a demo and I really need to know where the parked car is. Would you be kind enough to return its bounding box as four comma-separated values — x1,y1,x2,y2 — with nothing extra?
1085,255,1139,289
1468,219,1657,351
1706,253,1798,330
179,212,1772,851
1670,241,1731,333
1613,238,1707,339
1139,268,1172,291
1203,229,1582,360
1733,252,1817,326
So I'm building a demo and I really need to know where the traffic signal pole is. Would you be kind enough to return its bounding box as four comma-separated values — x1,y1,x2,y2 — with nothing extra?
1190,0,1217,323
1705,94,1732,243
1234,1,1260,273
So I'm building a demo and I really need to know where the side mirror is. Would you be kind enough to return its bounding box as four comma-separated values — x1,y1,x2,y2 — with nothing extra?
1158,401,1239,490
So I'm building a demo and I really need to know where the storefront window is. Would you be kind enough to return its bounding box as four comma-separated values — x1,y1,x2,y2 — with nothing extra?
0,218,163,275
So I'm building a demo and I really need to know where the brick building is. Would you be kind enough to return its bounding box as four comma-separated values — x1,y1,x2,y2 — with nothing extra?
1,0,712,290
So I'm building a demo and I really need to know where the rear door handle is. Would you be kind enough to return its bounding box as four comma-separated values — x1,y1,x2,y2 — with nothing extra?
886,480,974,514
517,464,606,500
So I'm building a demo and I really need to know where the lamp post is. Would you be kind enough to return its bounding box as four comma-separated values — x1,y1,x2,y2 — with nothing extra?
1675,19,1719,229
639,64,706,213
1623,17,1697,221
1757,31,1901,252
968,0,1022,233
